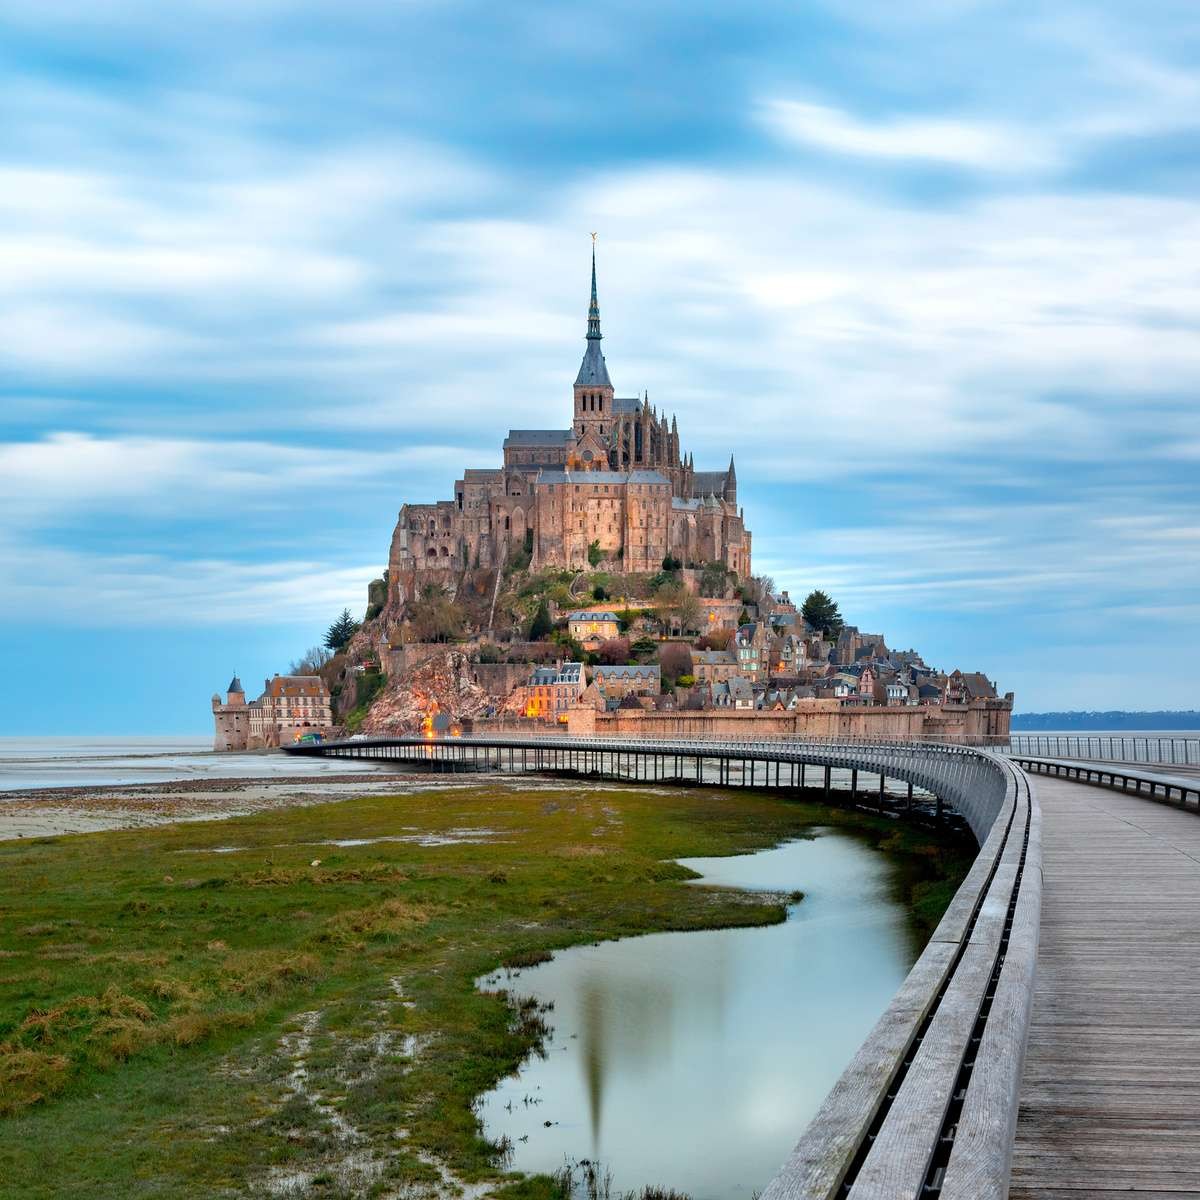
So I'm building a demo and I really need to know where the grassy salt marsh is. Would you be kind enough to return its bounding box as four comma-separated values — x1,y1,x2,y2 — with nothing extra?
0,782,971,1199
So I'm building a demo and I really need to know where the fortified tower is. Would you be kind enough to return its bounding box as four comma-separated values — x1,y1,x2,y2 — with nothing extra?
212,673,249,751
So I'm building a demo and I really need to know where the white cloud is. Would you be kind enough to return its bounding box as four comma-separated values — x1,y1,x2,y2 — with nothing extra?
1,10,1197,712
0,536,378,627
4,112,1198,477
758,98,1056,171
0,432,472,525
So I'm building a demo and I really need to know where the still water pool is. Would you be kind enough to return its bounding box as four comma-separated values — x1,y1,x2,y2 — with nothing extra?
476,829,922,1200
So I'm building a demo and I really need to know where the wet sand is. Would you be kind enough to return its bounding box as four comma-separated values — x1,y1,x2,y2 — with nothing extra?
0,772,434,840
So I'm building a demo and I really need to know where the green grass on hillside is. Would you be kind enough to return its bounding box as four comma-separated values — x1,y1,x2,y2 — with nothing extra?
0,783,971,1199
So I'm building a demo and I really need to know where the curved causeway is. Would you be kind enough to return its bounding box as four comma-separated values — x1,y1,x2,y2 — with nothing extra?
287,735,1200,1196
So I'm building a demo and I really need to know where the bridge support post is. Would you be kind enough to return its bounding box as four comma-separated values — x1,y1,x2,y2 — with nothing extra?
824,765,831,800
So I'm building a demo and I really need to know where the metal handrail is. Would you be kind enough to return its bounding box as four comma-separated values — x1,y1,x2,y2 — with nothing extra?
1007,733,1200,766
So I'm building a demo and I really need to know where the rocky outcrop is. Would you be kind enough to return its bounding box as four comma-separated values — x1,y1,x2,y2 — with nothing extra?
360,649,490,734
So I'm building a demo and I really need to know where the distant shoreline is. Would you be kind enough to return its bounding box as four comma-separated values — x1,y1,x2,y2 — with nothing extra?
1013,711,1200,732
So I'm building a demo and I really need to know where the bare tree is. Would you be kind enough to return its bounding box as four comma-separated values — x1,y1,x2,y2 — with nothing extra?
596,637,632,665
290,646,333,674
659,642,694,685
654,580,701,635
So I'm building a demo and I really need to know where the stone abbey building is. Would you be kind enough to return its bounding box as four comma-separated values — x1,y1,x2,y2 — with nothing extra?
390,249,752,584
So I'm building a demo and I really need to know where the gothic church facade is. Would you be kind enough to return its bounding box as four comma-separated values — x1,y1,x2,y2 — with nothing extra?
390,250,751,584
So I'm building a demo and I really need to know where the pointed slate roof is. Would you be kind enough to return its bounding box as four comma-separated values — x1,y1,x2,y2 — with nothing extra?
227,673,244,694
575,243,613,389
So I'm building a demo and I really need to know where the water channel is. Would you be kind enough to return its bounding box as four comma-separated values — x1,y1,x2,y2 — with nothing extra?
476,827,926,1200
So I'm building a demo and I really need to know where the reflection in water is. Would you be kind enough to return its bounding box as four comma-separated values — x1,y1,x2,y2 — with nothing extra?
476,829,921,1200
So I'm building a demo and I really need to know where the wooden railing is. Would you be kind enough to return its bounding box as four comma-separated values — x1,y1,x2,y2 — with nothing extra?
1012,754,1200,808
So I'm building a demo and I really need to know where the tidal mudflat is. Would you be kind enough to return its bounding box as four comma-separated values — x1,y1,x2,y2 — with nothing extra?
0,781,970,1199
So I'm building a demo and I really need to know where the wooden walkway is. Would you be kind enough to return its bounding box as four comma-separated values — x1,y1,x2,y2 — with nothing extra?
1010,772,1200,1197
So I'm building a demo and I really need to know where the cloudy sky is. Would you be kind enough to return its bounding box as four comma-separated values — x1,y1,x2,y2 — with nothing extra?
2,1,1197,732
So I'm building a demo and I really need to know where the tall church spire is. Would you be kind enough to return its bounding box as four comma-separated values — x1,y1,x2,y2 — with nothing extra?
575,237,612,388
587,240,602,341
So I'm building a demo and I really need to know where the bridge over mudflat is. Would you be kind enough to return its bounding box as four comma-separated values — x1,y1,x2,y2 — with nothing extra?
285,735,1200,1197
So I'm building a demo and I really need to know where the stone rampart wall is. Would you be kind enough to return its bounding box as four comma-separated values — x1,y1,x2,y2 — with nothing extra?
567,699,1010,743
469,662,531,699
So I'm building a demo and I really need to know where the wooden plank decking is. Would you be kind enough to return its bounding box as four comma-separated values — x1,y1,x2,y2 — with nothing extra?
1010,772,1200,1197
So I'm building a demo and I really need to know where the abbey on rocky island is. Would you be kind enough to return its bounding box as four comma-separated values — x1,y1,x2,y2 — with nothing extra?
390,247,752,585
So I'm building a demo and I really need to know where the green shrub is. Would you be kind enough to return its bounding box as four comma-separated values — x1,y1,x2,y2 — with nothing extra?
344,670,387,732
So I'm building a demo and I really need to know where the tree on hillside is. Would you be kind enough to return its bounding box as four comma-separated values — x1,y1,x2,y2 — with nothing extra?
801,589,844,637
699,561,731,597
596,637,632,665
659,642,693,687
739,574,776,608
528,598,554,642
324,609,360,652
630,636,659,660
549,630,586,661
290,646,333,675
696,629,733,651
675,589,701,635
653,580,701,636
409,584,465,643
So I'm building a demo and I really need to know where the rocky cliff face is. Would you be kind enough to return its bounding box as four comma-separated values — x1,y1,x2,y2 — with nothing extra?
360,649,490,734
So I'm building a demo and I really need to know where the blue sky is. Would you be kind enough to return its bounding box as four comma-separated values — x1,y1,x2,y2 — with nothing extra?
2,1,1198,732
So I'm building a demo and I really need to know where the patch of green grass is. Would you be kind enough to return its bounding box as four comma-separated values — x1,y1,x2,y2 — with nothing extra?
0,783,970,1198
